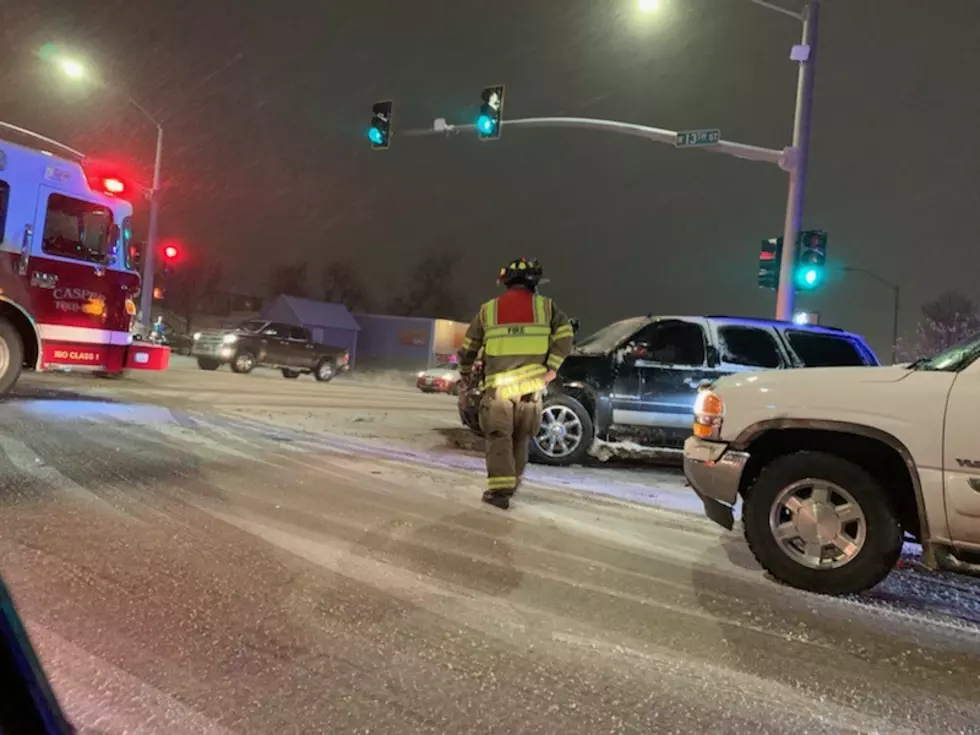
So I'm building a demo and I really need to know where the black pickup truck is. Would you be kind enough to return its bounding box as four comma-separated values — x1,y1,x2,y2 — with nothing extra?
191,319,351,381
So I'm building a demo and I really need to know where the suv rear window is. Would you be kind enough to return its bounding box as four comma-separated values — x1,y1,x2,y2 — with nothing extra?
718,326,783,368
785,331,868,367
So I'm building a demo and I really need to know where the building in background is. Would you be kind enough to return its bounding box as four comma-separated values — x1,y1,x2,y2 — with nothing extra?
354,314,467,371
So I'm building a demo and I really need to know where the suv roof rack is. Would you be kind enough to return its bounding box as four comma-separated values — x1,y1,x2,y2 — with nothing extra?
0,121,85,161
704,315,845,333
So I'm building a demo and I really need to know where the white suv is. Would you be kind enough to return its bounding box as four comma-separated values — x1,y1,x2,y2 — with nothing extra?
683,334,980,595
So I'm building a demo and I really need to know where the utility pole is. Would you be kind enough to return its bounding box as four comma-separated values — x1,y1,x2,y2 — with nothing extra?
140,122,164,330
774,0,821,321
843,267,901,363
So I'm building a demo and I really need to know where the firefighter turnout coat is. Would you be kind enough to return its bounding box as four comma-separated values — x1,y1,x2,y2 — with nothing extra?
457,287,575,399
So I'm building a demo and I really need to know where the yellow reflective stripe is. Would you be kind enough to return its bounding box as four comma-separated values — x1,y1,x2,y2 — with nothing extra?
484,363,547,388
484,299,498,328
484,325,552,338
487,476,517,490
497,377,546,400
552,325,575,340
485,335,550,356
532,295,547,325
546,353,564,370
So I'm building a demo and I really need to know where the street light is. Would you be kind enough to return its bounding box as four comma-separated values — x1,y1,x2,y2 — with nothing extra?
50,53,164,333
750,0,822,322
843,266,901,364
58,58,85,79
638,0,662,12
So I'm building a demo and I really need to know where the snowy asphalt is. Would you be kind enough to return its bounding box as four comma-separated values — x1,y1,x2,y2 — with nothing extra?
2,361,980,733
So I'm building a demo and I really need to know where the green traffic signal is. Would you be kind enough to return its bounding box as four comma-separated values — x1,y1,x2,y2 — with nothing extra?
795,265,822,289
369,100,393,150
794,229,827,291
478,85,505,140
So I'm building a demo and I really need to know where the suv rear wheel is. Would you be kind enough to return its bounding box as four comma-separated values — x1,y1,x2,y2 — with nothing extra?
529,394,594,466
742,450,902,595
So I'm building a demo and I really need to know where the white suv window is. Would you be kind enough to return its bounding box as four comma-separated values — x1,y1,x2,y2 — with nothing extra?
718,326,783,368
785,331,868,367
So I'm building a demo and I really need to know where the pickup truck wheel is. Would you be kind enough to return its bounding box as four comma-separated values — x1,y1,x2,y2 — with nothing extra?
529,394,594,467
314,359,335,382
197,358,220,371
281,369,301,379
743,451,902,596
0,318,24,396
231,351,256,374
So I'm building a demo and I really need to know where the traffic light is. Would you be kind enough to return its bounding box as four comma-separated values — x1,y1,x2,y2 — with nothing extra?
477,85,505,140
369,100,393,150
758,237,782,291
161,243,180,277
795,229,827,290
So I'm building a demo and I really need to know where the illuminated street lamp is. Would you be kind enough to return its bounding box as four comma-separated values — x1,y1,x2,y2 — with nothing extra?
49,52,164,332
58,58,85,79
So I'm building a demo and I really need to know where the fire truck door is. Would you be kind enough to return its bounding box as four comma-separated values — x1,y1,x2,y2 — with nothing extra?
31,186,118,334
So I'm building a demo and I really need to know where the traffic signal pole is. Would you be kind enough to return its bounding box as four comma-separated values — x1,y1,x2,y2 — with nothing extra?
420,116,789,167
774,0,820,321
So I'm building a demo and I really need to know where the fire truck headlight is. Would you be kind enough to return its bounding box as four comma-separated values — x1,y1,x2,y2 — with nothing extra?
222,334,238,344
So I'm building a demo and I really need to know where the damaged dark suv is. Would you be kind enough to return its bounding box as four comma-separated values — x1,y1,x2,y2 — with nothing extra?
460,315,878,466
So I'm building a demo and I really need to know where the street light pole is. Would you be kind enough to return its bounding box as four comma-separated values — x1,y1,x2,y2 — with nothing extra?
141,122,163,329
843,267,901,363
124,96,164,330
772,0,821,322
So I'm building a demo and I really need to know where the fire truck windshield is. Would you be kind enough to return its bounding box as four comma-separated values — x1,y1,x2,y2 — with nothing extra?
42,194,113,263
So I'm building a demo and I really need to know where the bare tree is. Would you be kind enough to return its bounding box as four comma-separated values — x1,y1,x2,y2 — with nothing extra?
166,258,223,334
269,263,309,298
321,260,372,312
387,250,466,321
896,290,980,361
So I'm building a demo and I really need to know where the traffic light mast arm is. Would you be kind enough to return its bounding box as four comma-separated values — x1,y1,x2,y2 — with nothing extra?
419,116,790,168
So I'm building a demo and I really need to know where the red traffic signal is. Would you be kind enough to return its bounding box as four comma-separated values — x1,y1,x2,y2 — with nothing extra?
163,244,179,260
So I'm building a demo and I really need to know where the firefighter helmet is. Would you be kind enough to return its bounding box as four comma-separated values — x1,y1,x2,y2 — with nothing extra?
497,257,543,288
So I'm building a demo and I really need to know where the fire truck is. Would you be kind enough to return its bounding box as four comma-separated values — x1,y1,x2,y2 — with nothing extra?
0,122,169,395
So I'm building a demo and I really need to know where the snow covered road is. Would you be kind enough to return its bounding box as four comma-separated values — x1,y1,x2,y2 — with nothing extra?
1,365,979,733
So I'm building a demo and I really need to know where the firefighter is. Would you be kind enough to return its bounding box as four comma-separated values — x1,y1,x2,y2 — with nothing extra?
457,258,575,509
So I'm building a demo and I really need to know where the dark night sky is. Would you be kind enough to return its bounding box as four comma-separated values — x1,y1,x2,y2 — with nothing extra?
2,0,978,357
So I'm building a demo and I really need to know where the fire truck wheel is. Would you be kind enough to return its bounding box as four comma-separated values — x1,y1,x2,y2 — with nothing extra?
314,359,335,382
231,351,256,374
0,318,24,396
197,358,221,371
